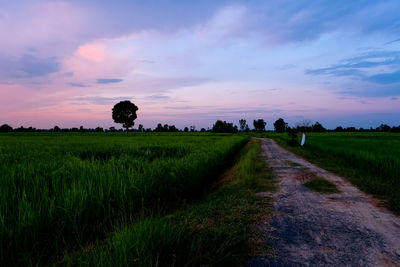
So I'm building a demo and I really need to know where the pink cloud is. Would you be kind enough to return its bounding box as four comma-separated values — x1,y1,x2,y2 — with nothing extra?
77,43,106,62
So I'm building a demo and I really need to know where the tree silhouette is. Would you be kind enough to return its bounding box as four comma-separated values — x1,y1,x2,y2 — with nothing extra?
392,125,400,132
112,100,138,132
274,118,287,133
296,120,312,132
287,127,298,146
239,119,248,131
168,125,177,132
253,119,266,132
345,127,356,132
378,124,391,132
154,123,164,132
0,124,13,132
311,122,326,132
212,120,238,133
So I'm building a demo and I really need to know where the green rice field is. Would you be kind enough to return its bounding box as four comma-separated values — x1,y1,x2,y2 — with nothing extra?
267,132,400,211
3,131,399,265
0,133,249,265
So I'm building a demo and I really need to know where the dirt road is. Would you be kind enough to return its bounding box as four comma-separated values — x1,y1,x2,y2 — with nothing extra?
248,138,400,266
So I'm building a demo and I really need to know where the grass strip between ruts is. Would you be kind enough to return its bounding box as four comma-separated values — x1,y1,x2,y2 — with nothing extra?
303,177,339,194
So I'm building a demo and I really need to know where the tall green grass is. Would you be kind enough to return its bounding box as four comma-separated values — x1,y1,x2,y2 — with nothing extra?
267,132,400,211
0,133,248,265
68,139,274,266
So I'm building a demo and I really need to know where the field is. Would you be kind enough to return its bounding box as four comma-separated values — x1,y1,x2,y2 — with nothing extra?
0,133,257,265
4,131,398,265
266,132,400,211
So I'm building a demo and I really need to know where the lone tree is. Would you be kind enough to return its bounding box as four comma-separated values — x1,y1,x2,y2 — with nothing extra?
274,118,288,133
253,119,266,132
112,100,138,132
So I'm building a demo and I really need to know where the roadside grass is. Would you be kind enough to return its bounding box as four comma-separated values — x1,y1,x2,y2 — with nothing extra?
67,138,275,266
264,132,400,212
303,177,339,194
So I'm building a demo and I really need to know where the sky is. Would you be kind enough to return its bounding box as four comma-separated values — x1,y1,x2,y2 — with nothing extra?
0,0,399,130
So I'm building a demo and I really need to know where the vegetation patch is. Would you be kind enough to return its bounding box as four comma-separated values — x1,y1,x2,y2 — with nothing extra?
286,160,301,167
75,146,190,162
66,138,275,266
303,177,339,194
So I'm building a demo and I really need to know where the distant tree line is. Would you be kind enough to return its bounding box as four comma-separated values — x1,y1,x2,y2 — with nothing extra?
3,101,398,134
331,124,400,132
0,118,400,133
270,118,400,133
1,120,399,133
0,124,117,133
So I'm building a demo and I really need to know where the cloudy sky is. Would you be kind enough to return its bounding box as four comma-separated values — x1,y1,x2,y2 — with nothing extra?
1,0,399,129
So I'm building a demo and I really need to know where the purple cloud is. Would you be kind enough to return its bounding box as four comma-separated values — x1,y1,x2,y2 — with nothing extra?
73,96,133,105
367,71,400,84
96,78,123,84
0,54,59,78
68,82,88,87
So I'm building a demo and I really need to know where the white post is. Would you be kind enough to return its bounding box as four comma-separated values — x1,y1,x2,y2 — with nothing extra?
301,133,306,146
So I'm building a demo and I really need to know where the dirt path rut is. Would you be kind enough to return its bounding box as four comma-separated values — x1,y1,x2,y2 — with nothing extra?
250,138,400,267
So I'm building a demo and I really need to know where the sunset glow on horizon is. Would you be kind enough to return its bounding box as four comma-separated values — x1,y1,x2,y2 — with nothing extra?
1,0,399,130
